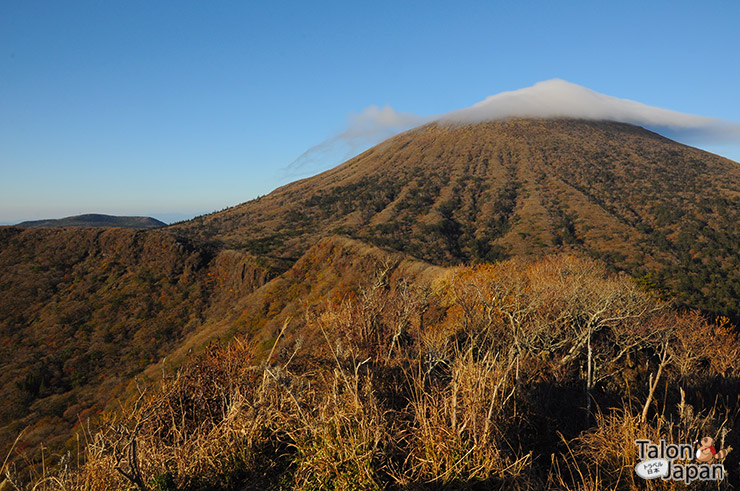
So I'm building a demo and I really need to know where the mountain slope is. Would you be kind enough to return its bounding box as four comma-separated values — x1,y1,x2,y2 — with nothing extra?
5,117,740,477
0,227,274,458
176,118,740,319
0,227,432,468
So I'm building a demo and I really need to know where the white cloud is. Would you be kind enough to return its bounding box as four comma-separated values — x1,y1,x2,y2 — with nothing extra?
343,105,425,140
443,79,715,127
443,79,740,145
287,79,740,173
286,105,426,174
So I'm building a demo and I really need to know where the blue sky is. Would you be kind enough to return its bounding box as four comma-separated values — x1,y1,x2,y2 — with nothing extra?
2,1,739,224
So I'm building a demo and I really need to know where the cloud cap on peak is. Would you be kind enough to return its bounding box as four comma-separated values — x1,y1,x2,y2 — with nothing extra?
287,79,740,174
442,79,718,129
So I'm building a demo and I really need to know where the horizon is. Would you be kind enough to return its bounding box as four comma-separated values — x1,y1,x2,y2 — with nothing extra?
2,1,739,224
3,112,740,226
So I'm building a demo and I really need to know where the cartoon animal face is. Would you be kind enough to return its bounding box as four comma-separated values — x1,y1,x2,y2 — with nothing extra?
696,437,716,463
696,436,732,463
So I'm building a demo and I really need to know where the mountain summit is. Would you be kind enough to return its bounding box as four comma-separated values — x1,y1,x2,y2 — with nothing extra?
179,118,740,318
293,80,740,174
443,79,719,129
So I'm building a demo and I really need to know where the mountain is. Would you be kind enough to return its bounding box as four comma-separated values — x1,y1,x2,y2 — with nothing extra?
3,118,740,482
176,118,740,320
16,213,166,229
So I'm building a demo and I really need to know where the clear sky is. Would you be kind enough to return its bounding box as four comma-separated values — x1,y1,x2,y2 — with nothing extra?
2,1,739,224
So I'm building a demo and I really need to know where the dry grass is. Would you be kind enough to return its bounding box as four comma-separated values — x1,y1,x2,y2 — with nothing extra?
14,255,740,490
551,395,738,490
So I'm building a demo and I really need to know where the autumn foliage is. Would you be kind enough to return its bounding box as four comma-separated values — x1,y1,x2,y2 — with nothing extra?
14,254,738,490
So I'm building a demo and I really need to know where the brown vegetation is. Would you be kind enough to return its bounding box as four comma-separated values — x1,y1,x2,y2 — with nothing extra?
0,227,273,471
175,119,740,323
5,119,740,488
14,255,738,490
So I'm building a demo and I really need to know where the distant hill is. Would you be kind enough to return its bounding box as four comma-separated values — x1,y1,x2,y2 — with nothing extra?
16,213,166,229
